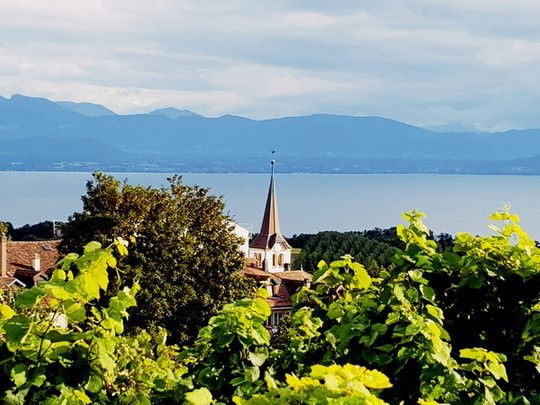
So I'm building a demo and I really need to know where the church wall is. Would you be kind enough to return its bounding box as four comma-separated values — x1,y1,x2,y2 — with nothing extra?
248,246,292,272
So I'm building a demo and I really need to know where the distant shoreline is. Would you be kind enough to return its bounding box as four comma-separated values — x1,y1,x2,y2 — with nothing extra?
1,169,540,177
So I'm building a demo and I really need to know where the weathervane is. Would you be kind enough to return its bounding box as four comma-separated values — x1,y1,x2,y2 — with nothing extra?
271,149,276,166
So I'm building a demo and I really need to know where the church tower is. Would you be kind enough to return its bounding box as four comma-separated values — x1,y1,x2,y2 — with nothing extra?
249,160,292,273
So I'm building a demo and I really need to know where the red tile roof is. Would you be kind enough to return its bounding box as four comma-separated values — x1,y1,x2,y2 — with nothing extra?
267,297,293,308
240,263,280,282
2,240,61,286
273,270,312,282
241,261,312,310
0,276,23,289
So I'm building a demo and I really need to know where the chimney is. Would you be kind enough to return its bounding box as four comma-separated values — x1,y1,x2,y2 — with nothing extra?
32,253,41,273
1,236,6,278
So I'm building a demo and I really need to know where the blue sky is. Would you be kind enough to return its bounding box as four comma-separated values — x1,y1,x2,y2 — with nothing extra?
1,1,540,130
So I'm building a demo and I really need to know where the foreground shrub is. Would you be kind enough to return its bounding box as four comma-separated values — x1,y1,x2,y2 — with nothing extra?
271,209,539,404
0,239,188,403
233,364,392,404
0,207,538,404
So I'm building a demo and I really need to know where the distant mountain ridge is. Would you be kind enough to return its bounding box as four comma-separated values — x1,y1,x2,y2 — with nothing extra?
1,94,540,174
57,101,116,117
149,107,202,119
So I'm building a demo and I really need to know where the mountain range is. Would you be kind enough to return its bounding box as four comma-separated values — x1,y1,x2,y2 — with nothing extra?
1,94,540,174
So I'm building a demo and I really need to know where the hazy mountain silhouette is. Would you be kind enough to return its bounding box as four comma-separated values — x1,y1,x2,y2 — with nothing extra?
1,94,540,173
57,101,116,117
149,107,202,119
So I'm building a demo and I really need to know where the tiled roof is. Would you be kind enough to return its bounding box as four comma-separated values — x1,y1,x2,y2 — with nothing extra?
241,261,313,310
240,264,280,282
0,276,24,289
273,270,312,282
2,241,61,284
267,297,293,308
266,284,293,308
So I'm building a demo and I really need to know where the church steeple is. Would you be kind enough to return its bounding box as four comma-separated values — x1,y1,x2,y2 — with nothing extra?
250,160,291,251
259,160,280,236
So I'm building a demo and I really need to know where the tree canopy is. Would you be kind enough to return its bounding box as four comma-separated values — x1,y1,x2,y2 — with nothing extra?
0,207,538,403
60,172,252,344
290,231,396,275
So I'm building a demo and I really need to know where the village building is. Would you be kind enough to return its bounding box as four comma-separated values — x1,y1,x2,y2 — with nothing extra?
0,236,61,289
240,160,312,329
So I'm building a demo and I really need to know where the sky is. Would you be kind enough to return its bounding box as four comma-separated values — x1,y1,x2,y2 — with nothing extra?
1,1,540,131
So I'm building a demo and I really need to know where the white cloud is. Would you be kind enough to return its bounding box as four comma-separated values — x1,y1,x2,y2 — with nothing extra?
478,39,540,67
0,1,539,129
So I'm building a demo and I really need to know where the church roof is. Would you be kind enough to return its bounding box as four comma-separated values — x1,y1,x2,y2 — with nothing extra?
250,161,292,250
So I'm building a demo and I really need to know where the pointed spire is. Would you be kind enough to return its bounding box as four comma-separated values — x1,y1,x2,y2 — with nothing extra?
250,160,291,250
259,160,280,235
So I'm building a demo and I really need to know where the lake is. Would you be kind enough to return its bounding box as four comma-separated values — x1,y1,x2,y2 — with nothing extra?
0,171,539,239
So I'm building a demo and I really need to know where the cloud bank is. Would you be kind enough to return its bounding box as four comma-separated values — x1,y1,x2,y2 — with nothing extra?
1,0,539,130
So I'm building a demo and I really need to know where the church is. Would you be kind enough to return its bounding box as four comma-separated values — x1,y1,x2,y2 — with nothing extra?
241,160,312,329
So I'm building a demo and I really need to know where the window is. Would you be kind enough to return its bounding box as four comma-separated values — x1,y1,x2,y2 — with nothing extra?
278,254,284,265
272,254,277,266
265,311,289,329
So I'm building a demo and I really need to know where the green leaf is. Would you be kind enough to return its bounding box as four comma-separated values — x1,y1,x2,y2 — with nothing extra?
327,302,344,319
374,344,394,353
3,316,32,349
185,388,213,405
351,262,372,289
14,287,47,309
10,364,27,387
116,243,128,257
85,375,103,394
248,350,268,367
246,365,260,382
83,241,102,253
0,304,16,320
460,347,486,361
65,302,86,322
486,359,508,382
426,305,444,320
420,285,435,302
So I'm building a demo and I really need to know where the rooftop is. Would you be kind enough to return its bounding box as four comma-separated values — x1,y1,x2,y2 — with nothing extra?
1,240,61,287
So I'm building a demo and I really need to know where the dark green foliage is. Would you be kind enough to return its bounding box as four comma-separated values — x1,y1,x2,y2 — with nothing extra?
290,231,396,276
0,221,64,241
289,229,454,276
59,172,252,344
9,221,63,241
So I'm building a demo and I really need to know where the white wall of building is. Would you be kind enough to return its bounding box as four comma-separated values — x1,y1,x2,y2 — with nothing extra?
231,222,250,257
249,245,291,273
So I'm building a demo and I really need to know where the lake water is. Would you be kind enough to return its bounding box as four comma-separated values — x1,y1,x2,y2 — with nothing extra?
0,171,539,239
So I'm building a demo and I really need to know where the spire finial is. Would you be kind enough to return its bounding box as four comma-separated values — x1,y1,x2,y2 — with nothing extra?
249,151,292,252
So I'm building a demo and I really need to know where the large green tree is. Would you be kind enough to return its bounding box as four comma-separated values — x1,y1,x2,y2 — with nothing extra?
60,172,252,344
